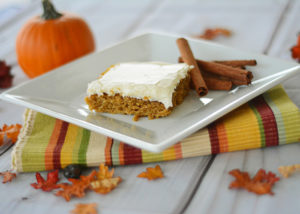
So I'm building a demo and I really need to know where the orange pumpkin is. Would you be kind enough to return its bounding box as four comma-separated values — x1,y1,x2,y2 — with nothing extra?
16,0,95,78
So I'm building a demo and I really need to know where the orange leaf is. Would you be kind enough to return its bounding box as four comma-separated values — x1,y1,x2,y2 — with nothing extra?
56,164,122,200
90,163,122,194
90,177,122,194
0,134,3,146
0,124,22,146
0,171,17,183
71,203,97,214
96,163,114,180
194,28,232,40
137,165,164,180
228,169,280,195
56,170,97,201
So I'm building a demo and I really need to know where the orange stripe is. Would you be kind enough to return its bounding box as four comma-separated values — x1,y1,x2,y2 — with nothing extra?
119,142,125,165
174,142,183,159
105,137,113,166
224,103,261,151
45,119,63,170
216,122,228,153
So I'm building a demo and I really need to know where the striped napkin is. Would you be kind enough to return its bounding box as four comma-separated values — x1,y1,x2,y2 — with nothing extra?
12,86,300,172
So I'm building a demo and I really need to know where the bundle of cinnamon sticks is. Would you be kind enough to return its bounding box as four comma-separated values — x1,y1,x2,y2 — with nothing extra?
176,38,256,95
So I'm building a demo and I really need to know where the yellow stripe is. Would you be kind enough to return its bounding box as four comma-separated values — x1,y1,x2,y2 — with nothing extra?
162,146,176,161
267,88,300,143
60,124,79,168
181,129,211,156
86,132,107,167
223,104,261,151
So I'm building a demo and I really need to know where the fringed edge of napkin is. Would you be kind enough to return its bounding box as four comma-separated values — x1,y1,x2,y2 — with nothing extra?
11,109,37,172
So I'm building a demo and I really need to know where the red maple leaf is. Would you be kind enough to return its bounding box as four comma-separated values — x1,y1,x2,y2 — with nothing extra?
0,60,13,88
291,34,300,62
31,170,60,192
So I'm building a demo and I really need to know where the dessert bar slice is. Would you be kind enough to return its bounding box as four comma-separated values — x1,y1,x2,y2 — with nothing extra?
85,62,191,120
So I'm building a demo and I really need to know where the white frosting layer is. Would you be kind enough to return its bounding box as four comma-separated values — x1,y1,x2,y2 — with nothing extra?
87,62,191,108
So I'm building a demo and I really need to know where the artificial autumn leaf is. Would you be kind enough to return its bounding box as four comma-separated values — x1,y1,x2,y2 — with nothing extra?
96,163,114,180
228,169,280,195
90,177,122,194
0,124,22,146
137,165,164,180
89,163,122,194
0,171,16,183
291,34,300,62
0,60,13,88
194,28,232,40
278,164,300,178
56,183,83,202
56,170,97,201
31,170,60,192
71,203,97,214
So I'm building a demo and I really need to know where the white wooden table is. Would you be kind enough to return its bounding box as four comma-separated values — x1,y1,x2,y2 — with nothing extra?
1,0,300,213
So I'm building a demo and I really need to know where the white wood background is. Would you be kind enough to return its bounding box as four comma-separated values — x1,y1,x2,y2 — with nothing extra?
0,0,300,213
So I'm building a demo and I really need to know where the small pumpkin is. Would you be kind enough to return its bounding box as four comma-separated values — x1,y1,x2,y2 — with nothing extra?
16,0,95,78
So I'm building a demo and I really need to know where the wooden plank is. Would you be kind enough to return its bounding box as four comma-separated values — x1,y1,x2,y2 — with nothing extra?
184,145,300,214
132,0,286,52
0,147,211,214
0,1,214,214
184,1,300,214
0,0,293,213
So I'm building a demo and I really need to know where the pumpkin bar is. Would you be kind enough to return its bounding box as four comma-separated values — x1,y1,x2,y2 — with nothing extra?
85,62,192,120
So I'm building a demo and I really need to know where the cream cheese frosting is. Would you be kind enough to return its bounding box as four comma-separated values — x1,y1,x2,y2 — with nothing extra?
87,62,191,108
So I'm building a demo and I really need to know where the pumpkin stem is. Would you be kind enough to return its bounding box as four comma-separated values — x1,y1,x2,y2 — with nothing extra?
41,0,62,20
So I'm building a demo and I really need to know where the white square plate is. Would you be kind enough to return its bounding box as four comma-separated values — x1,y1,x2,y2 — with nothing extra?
1,33,300,152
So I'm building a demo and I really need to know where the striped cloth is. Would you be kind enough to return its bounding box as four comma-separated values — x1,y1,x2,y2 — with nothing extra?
12,86,300,172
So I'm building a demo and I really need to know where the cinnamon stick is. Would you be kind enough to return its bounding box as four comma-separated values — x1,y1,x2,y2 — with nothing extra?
179,57,253,84
230,79,248,86
202,72,232,90
215,73,251,86
176,38,208,96
215,60,257,67
179,57,257,68
196,59,252,84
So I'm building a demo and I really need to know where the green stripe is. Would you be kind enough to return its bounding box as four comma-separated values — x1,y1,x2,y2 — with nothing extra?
22,113,56,171
111,140,120,165
263,92,286,145
141,150,164,163
249,104,266,147
72,128,83,164
78,129,91,166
